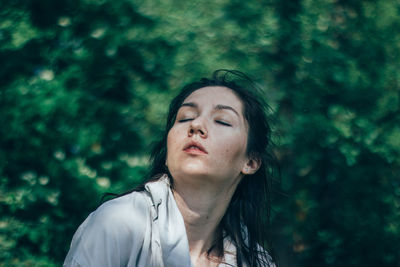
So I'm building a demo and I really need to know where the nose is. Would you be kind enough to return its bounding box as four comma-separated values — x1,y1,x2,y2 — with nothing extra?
188,117,208,138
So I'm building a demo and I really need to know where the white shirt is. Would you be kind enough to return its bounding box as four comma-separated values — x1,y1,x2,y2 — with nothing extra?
63,175,271,267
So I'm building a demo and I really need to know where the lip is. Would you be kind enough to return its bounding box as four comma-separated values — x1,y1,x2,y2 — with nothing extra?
183,141,208,155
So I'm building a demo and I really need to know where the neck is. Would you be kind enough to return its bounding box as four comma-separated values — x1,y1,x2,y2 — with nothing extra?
172,175,241,263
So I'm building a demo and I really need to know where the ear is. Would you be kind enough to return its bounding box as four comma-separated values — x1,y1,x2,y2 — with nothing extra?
241,156,261,175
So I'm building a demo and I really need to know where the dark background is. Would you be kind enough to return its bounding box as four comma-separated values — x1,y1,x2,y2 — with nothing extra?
1,0,399,266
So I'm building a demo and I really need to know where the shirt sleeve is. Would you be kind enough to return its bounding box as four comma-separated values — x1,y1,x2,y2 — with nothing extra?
63,192,151,267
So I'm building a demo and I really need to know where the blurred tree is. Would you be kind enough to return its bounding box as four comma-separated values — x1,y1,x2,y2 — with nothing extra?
0,0,174,265
269,0,400,266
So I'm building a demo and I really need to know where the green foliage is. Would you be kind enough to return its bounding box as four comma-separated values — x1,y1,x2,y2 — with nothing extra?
272,0,400,266
1,0,169,264
0,0,399,266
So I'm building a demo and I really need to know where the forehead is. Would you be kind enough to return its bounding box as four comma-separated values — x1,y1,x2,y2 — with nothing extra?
183,86,244,112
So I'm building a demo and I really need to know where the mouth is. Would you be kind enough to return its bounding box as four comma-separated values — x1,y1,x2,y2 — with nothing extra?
183,141,208,154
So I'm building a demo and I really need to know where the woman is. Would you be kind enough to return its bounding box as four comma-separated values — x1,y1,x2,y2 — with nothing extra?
64,70,277,267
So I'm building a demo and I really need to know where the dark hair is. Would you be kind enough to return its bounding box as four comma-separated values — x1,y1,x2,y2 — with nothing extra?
149,69,277,266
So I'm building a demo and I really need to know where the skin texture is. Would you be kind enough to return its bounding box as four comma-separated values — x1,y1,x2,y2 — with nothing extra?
166,86,260,266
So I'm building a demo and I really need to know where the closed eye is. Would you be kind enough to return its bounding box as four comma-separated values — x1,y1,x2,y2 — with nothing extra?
178,118,194,123
216,120,232,127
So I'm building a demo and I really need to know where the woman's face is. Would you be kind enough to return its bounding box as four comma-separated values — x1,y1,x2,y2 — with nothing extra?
166,86,257,186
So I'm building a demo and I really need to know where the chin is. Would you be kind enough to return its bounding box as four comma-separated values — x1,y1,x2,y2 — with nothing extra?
170,164,210,180
183,168,210,177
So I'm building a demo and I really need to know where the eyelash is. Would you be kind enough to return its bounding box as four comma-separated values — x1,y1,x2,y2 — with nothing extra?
178,118,231,127
215,120,232,127
178,118,193,123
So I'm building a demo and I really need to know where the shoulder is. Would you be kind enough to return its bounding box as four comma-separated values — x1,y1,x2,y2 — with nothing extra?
91,191,152,229
64,191,153,267
81,190,153,243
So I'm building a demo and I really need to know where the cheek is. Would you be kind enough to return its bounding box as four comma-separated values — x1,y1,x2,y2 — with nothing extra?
166,127,182,157
217,134,248,162
166,131,175,157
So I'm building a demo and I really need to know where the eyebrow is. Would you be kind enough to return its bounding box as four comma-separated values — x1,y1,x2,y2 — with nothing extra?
180,102,240,117
181,102,197,108
215,104,240,117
